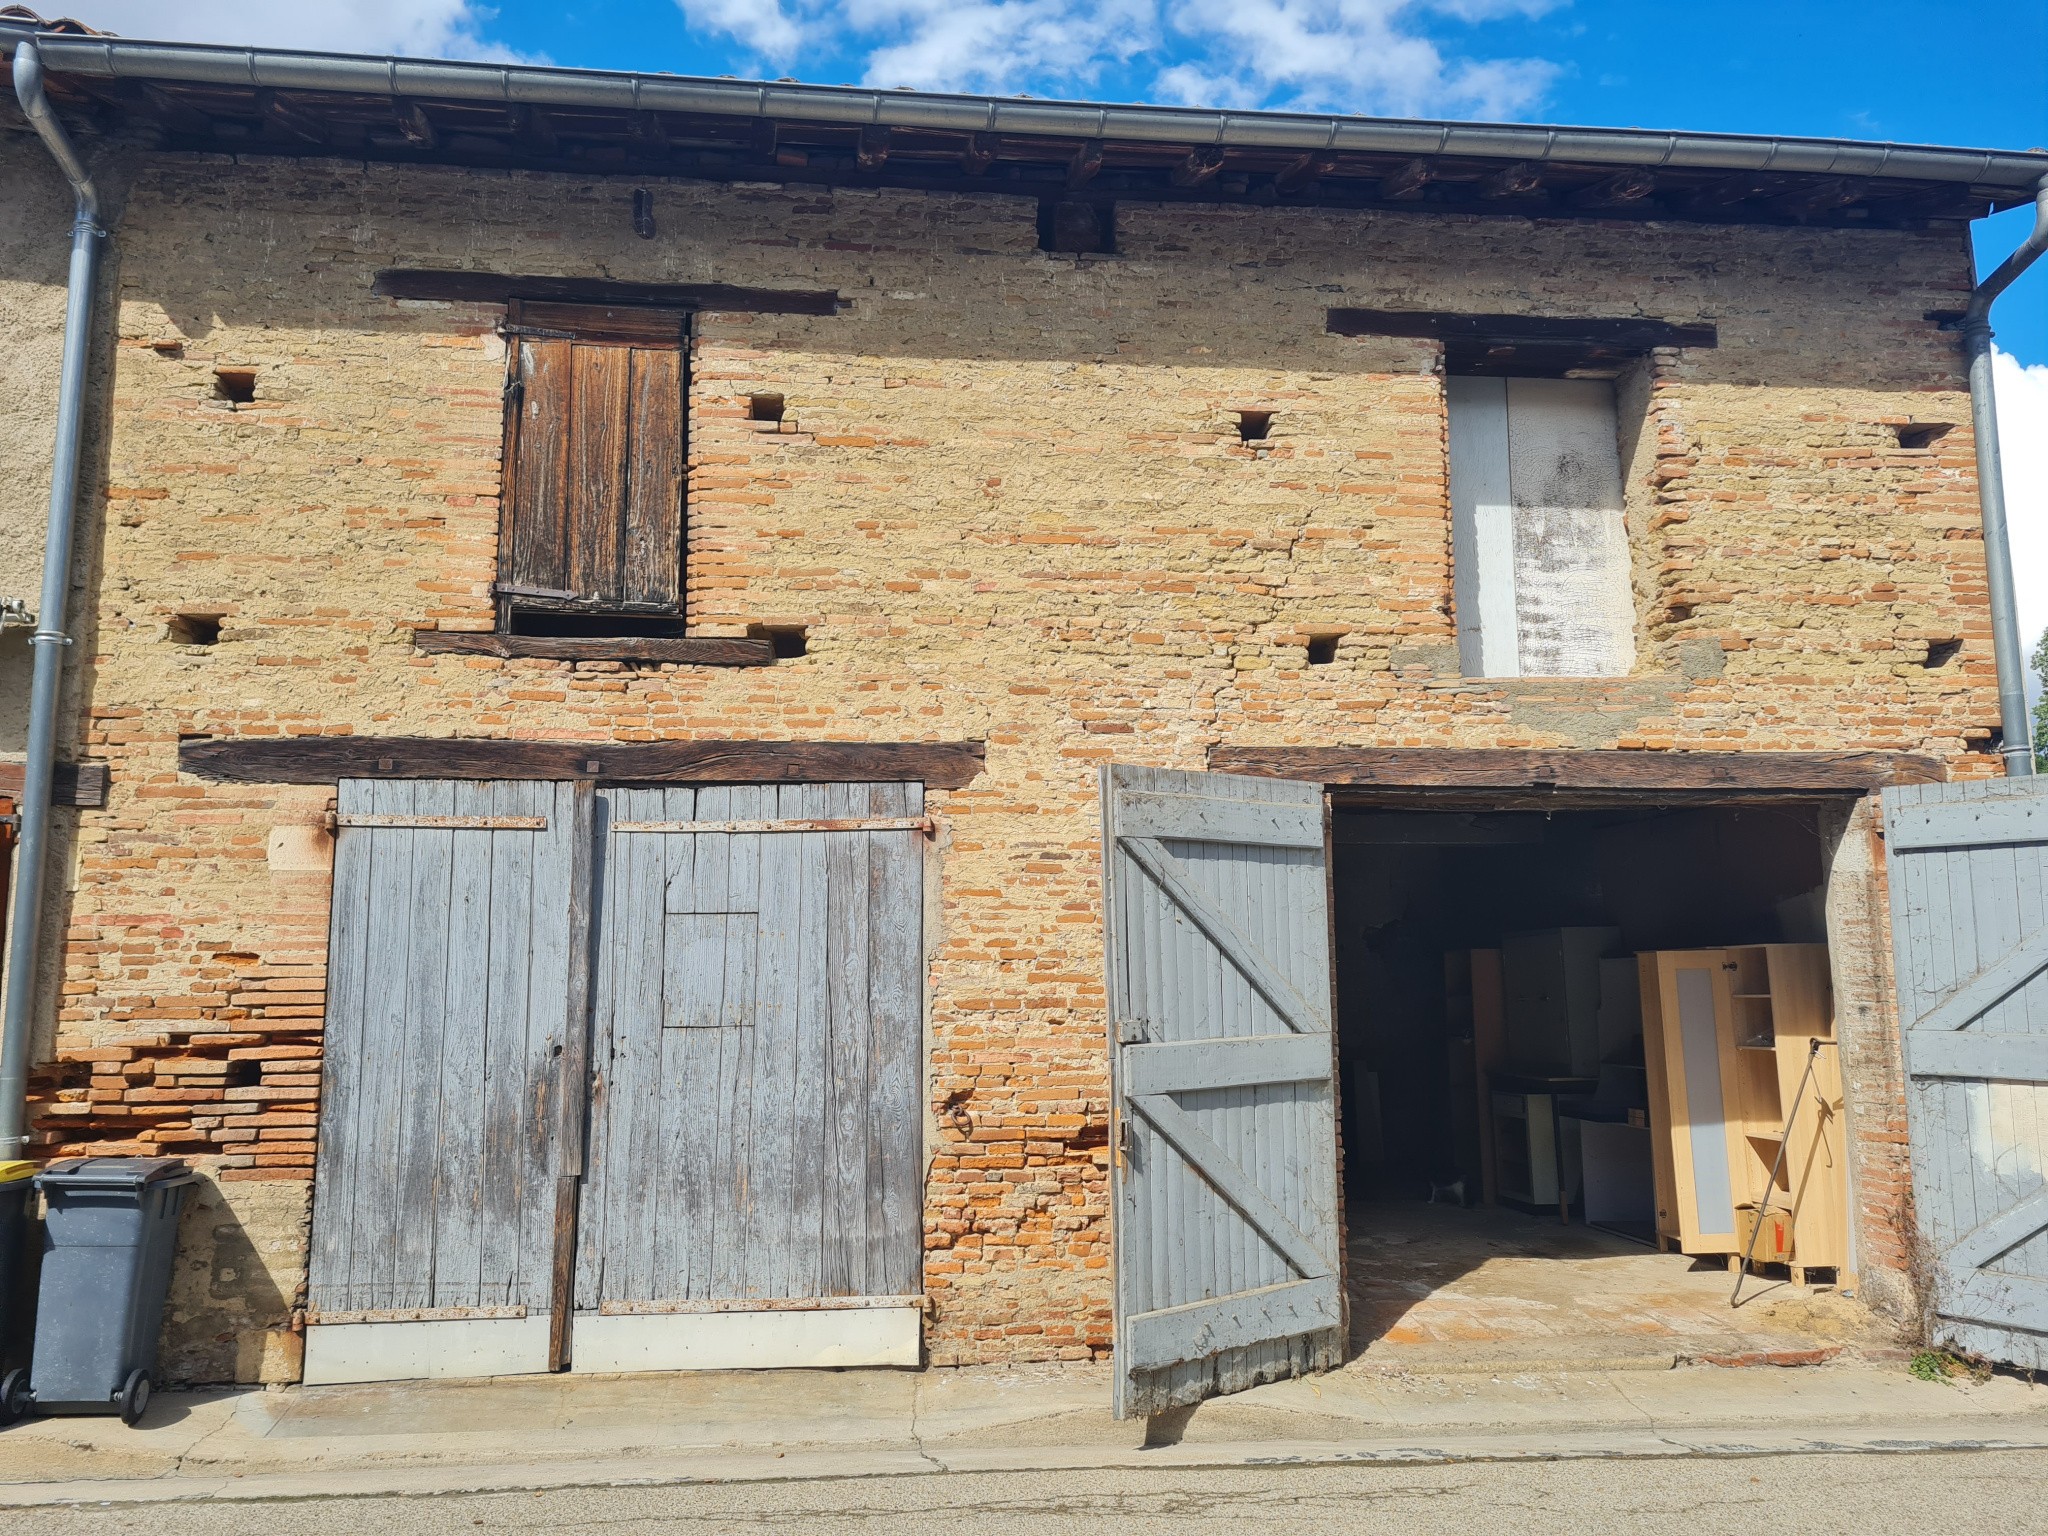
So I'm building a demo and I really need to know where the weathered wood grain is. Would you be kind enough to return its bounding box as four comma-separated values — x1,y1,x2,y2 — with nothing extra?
1209,746,1943,793
1325,308,1718,348
373,268,844,315
412,632,773,665
0,760,109,808
625,344,685,610
181,736,987,788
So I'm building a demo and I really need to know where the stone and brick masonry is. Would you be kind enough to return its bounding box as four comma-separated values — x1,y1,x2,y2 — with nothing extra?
4,153,2001,1382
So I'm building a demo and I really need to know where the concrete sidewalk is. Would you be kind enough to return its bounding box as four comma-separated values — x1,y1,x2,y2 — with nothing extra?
1,1357,2045,1506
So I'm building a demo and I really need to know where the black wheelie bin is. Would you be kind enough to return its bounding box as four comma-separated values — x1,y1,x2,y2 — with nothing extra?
0,1160,34,1390
1,1157,196,1425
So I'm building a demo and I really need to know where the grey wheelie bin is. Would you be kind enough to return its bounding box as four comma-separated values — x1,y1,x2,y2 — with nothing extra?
2,1157,196,1425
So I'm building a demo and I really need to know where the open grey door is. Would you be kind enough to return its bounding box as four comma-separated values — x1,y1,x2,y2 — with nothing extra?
1885,777,2048,1368
1101,765,1343,1419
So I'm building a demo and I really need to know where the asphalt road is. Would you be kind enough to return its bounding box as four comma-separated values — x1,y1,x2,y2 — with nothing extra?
14,1450,2048,1535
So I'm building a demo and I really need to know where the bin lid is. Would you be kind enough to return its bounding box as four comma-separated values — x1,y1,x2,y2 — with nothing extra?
36,1156,195,1190
0,1160,34,1185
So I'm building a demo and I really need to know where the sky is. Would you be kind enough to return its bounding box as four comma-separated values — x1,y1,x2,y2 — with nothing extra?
53,0,2048,678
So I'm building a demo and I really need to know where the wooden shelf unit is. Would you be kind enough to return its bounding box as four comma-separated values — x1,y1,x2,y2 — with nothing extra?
1638,944,1848,1281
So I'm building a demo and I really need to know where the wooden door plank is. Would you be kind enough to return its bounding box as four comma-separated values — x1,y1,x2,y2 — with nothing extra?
788,802,832,1299
823,783,873,1297
1123,1034,1332,1097
1124,1275,1342,1374
869,781,925,1298
713,787,765,1298
1123,836,1324,1036
1110,791,1323,849
477,780,536,1308
309,780,376,1314
431,781,495,1308
505,336,573,598
654,793,702,1305
394,781,457,1310
568,342,631,605
1127,1092,1329,1281
623,345,685,610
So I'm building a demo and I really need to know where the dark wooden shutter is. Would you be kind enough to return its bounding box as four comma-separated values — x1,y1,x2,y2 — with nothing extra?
501,301,686,616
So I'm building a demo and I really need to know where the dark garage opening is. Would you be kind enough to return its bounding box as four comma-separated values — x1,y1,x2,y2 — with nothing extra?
1327,799,1871,1369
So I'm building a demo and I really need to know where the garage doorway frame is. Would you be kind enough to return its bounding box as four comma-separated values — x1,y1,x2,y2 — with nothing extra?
1209,745,1945,1325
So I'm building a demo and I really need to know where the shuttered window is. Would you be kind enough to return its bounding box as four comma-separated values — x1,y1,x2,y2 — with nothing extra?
1447,376,1635,679
499,301,686,622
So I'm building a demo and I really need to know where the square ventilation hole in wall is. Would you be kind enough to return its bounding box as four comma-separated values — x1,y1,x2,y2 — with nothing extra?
213,368,257,405
1923,638,1964,669
1238,410,1275,443
1039,199,1114,254
749,393,786,423
749,624,808,658
1306,634,1339,666
168,613,222,646
1894,422,1953,450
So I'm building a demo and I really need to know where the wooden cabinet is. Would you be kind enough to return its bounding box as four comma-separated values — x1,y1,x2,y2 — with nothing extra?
1638,944,1847,1279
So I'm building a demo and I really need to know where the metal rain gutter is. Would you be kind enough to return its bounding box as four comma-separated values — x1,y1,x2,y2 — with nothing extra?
5,23,2046,195
1954,171,2048,777
1,39,105,1158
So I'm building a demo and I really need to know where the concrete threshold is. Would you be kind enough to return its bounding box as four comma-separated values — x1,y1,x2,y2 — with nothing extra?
0,1360,2042,1508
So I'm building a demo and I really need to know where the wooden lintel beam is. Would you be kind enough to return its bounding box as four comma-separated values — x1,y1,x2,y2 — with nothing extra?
373,268,843,315
414,631,772,665
0,761,109,810
1476,161,1545,199
960,131,996,175
1325,307,1718,351
1208,746,1943,794
857,125,892,170
180,737,989,791
1275,152,1339,194
1569,167,1658,208
1068,138,1105,190
1170,145,1227,188
1377,157,1433,200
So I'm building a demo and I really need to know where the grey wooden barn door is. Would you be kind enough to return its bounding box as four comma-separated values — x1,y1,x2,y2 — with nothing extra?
308,780,581,1347
1101,765,1343,1419
1885,777,2048,1369
574,784,925,1358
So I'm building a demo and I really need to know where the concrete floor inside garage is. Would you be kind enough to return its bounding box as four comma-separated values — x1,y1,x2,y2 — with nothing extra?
1328,797,1893,1374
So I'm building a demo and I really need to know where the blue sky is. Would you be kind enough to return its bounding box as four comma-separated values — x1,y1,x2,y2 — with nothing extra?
58,0,2048,665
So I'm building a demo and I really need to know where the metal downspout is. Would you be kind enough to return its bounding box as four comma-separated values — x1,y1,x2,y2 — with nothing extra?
1,40,105,1157
1958,171,2048,777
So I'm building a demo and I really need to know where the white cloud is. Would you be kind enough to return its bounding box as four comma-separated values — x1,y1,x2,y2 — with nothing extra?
57,1,530,62
1994,347,2048,712
1156,1,1558,117
682,0,1562,116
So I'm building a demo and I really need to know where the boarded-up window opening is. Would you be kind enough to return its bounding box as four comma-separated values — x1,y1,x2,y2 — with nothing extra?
500,300,688,626
1447,376,1634,680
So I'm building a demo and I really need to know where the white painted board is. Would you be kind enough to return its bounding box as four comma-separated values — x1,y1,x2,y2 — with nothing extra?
302,1316,555,1385
568,1307,922,1372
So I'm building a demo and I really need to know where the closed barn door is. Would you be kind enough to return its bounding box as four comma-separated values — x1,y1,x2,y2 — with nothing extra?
1101,765,1343,1419
1885,777,2048,1369
573,783,927,1370
305,779,584,1383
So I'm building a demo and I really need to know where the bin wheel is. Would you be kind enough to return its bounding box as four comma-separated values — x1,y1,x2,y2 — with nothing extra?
0,1369,28,1425
117,1369,150,1427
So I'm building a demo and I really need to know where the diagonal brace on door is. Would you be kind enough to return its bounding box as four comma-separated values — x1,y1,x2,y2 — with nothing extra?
1915,927,2048,1038
1128,1090,1331,1281
1121,835,1326,1036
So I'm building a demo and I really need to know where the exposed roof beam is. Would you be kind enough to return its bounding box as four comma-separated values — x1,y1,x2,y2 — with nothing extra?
857,124,890,170
1569,167,1658,208
1275,152,1338,194
960,131,995,174
1377,158,1433,199
1068,137,1104,190
1476,161,1545,198
396,100,434,148
1771,176,1867,217
1171,145,1226,187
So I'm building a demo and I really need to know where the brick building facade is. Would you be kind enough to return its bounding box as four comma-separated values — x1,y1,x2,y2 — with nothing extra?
3,34,2043,1391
